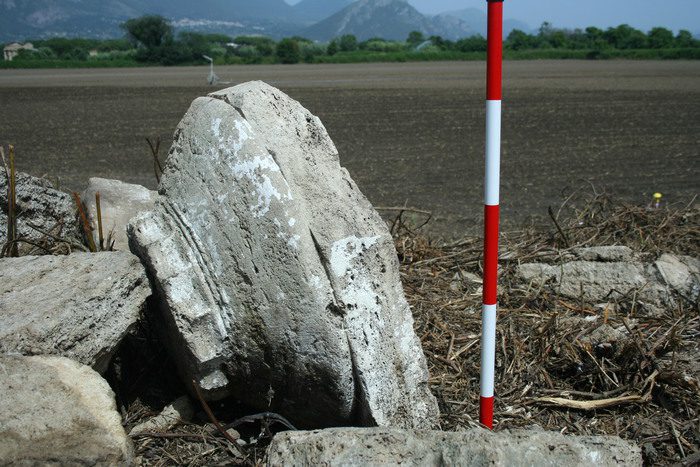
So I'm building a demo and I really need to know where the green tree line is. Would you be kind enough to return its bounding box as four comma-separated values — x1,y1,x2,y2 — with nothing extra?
3,15,698,68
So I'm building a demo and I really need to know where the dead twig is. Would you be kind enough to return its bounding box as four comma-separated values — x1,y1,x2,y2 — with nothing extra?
531,394,647,411
5,145,18,257
548,205,570,248
72,192,97,252
146,137,164,184
95,192,105,251
191,380,239,445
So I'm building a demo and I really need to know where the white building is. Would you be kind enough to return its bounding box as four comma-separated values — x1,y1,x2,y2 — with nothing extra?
3,42,35,61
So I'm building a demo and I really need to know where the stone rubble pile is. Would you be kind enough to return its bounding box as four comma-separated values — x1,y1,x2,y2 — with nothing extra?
0,81,672,464
517,245,699,313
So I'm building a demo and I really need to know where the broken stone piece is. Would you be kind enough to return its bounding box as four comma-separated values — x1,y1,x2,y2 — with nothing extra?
0,355,134,465
128,81,438,429
82,177,157,252
0,251,150,373
265,427,642,466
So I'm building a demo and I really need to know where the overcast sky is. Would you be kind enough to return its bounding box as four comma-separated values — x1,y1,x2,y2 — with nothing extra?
286,0,700,33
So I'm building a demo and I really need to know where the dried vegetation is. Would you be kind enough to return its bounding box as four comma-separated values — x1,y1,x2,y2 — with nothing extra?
400,190,699,466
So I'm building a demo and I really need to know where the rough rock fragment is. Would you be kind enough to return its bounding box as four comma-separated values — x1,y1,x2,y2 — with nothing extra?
82,177,157,251
129,396,195,435
265,427,642,466
518,245,670,304
652,254,700,301
0,355,134,465
0,252,150,373
572,245,634,262
128,81,438,429
0,171,81,252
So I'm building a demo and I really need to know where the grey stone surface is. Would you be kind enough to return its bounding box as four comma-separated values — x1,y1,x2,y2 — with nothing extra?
0,252,150,373
557,261,650,301
0,355,134,465
128,81,438,429
129,396,195,435
518,259,655,302
82,177,157,252
265,427,642,467
653,254,700,301
517,249,699,310
0,171,81,253
573,245,634,262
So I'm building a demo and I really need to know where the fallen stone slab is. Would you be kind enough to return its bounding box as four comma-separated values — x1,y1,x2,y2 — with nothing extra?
265,427,642,467
129,396,195,436
0,171,82,253
519,260,651,302
82,177,157,251
0,251,150,373
0,355,134,465
572,245,634,262
128,81,438,428
652,254,700,302
516,246,678,308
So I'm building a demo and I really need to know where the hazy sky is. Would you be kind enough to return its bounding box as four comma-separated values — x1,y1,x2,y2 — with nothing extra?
286,0,700,33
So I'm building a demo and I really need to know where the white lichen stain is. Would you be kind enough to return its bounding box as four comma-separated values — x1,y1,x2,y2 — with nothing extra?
211,117,222,139
273,217,300,250
231,155,283,217
287,235,301,249
199,370,229,391
329,235,385,327
288,218,296,227
308,274,328,304
330,235,381,278
167,274,194,306
309,275,323,290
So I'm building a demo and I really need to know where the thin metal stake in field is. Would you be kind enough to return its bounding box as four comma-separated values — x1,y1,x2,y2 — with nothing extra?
480,0,504,430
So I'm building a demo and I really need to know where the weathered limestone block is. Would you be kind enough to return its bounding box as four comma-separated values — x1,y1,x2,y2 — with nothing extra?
0,355,134,465
265,427,642,467
572,245,634,262
517,247,699,310
0,171,81,252
129,396,195,436
0,252,150,373
128,81,438,429
652,254,700,301
82,177,157,251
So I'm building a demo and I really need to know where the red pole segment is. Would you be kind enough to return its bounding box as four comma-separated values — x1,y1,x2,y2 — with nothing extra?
480,0,503,430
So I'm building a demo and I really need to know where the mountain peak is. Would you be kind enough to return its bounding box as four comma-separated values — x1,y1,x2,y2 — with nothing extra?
303,0,473,41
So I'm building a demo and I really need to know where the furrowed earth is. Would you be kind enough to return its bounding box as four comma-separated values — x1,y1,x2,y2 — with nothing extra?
0,60,697,239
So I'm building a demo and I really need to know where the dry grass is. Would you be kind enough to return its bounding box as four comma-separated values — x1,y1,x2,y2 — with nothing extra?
402,191,699,465
116,191,698,466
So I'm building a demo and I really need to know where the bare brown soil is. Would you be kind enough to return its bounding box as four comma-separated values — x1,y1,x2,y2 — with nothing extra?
0,61,698,238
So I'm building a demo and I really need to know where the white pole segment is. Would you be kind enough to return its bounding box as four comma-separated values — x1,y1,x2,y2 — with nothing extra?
484,100,502,206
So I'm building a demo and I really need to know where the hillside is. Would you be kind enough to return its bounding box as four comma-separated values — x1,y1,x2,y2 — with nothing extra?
439,7,532,36
0,0,298,41
302,0,474,41
292,0,355,24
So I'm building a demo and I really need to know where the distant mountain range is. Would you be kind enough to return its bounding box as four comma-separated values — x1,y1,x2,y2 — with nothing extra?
292,0,355,25
438,8,531,37
0,0,532,43
0,0,300,41
303,0,480,41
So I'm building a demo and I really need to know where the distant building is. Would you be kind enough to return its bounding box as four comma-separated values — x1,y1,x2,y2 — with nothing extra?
3,42,35,61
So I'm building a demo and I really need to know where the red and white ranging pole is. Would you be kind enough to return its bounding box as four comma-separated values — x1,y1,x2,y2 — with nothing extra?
480,0,503,430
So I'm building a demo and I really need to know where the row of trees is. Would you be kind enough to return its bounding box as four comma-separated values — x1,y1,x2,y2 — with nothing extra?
8,16,698,65
505,23,697,52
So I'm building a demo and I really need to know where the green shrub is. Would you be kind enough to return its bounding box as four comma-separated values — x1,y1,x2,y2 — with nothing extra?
276,38,301,64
